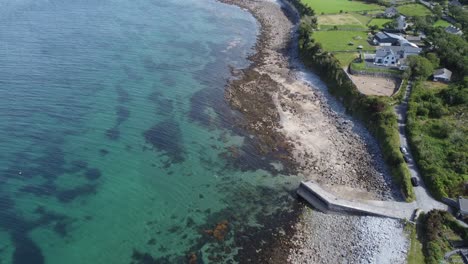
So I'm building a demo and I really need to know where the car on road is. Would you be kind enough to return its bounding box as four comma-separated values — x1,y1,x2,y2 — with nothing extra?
403,156,409,163
411,177,419,187
400,147,408,155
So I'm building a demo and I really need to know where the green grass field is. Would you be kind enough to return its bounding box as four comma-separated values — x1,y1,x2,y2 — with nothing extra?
314,31,373,51
301,0,383,14
333,52,359,66
350,61,401,74
397,4,432,17
368,18,392,28
433,19,451,28
317,13,372,30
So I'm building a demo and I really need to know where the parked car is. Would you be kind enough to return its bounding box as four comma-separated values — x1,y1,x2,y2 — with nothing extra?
411,177,419,187
400,147,408,155
403,156,409,163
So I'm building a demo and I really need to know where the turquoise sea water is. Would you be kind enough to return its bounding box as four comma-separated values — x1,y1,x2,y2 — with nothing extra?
0,0,302,263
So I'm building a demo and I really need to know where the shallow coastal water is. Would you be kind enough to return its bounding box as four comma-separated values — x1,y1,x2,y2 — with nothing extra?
0,0,303,263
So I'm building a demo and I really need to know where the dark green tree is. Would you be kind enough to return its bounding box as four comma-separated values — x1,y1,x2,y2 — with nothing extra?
407,55,434,79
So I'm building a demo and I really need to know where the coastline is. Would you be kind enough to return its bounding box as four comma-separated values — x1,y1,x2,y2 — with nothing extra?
218,0,409,263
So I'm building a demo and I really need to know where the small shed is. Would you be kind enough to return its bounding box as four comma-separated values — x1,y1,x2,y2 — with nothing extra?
433,68,452,83
459,197,468,216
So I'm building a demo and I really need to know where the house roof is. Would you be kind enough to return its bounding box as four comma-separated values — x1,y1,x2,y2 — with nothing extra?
405,35,423,42
459,197,468,213
385,6,398,15
445,25,463,35
399,39,419,48
384,32,406,41
376,48,395,58
378,46,421,58
434,68,452,79
397,15,406,29
375,32,389,40
374,31,406,43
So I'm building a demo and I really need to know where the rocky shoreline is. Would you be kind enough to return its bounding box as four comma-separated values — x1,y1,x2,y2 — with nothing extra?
218,0,409,263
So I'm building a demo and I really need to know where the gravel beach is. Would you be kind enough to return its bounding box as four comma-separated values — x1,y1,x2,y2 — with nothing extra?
219,0,410,263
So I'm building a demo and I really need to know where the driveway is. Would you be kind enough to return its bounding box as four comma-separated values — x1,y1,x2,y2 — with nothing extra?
394,81,447,212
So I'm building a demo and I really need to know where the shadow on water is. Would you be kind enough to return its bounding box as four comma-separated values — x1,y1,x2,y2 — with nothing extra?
147,90,174,115
116,85,132,104
0,144,102,262
0,196,72,264
143,120,185,163
11,233,44,264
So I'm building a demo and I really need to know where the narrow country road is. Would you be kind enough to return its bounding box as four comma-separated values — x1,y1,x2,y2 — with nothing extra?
394,80,447,212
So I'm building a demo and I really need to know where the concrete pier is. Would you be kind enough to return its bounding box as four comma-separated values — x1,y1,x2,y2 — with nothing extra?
297,181,417,220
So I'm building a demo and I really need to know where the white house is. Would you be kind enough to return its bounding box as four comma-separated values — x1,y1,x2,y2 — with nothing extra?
374,48,397,66
433,68,452,82
374,46,422,67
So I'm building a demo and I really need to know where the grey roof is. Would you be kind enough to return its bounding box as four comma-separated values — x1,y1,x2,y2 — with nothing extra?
459,198,468,213
397,16,406,30
385,6,398,15
405,35,423,42
377,46,421,59
450,0,462,6
375,48,395,58
434,68,452,79
375,32,389,40
384,32,406,41
445,25,463,35
374,31,406,43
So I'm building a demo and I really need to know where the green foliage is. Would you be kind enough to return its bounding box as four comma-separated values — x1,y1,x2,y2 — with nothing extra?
290,0,316,16
407,56,434,80
433,5,442,19
427,28,468,78
422,210,468,264
448,5,468,30
391,78,408,104
407,81,468,198
440,83,468,105
425,53,440,69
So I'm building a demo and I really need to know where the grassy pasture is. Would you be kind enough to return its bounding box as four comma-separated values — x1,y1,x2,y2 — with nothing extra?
333,52,359,66
397,4,432,17
301,0,383,14
368,18,392,28
433,19,451,28
317,13,371,30
313,31,373,51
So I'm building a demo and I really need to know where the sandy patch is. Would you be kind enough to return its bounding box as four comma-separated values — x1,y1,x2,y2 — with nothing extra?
348,74,399,96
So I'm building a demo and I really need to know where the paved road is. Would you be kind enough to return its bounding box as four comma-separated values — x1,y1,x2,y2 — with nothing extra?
394,81,448,212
